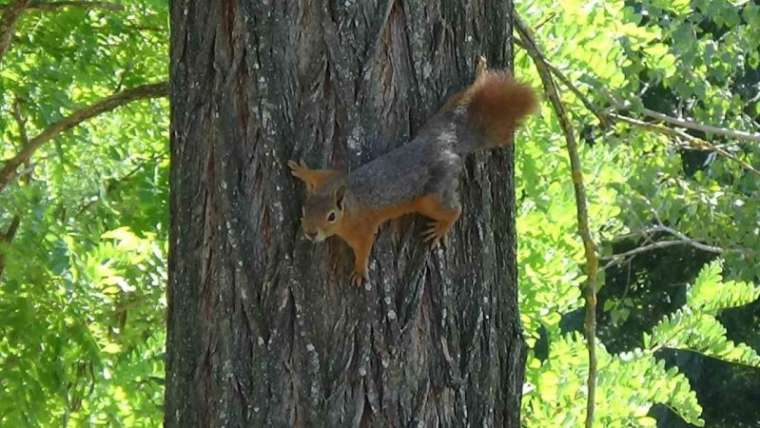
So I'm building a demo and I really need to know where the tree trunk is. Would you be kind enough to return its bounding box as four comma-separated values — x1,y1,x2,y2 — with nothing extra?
167,1,525,426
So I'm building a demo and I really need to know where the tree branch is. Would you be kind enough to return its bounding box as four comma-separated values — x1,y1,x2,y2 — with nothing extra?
0,82,169,193
603,241,710,271
0,216,21,243
602,224,754,270
639,107,760,144
647,225,725,254
0,0,30,65
0,215,21,280
513,39,760,178
533,50,760,145
514,14,600,428
611,114,760,176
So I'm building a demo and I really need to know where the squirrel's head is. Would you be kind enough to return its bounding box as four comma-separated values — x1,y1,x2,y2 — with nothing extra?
287,160,347,242
301,183,346,242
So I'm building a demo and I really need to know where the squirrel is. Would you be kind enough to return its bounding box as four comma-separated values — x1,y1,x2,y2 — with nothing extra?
289,70,536,287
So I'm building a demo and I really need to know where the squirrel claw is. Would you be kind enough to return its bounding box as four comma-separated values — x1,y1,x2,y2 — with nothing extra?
350,270,368,288
287,160,303,175
422,222,449,248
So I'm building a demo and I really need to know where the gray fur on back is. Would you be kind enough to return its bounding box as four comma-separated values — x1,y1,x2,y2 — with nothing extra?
347,109,479,208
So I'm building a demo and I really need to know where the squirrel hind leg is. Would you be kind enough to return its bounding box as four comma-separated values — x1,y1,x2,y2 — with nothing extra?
414,194,462,248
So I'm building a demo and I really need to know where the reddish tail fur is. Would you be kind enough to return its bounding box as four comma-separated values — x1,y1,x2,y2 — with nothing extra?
464,72,537,147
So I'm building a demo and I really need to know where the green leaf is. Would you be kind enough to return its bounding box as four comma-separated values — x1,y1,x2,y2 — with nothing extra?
650,310,760,367
687,260,760,313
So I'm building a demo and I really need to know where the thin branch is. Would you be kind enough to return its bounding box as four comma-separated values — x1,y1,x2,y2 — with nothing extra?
0,216,20,243
599,76,760,144
602,224,753,270
0,81,169,193
647,225,730,254
514,13,600,428
611,114,760,176
640,107,760,143
0,99,35,281
609,113,693,140
0,1,124,12
533,12,557,32
603,241,710,271
0,0,30,65
0,215,21,280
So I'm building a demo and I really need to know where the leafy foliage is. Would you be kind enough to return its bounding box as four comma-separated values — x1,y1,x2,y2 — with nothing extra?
0,1,168,425
523,261,759,427
525,334,704,427
686,260,760,314
646,261,760,367
516,0,760,426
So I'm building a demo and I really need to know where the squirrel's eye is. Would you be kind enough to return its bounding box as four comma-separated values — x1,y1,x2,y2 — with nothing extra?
327,212,336,223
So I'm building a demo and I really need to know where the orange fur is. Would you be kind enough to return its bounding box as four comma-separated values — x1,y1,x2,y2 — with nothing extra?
443,71,537,147
333,194,459,286
287,160,344,193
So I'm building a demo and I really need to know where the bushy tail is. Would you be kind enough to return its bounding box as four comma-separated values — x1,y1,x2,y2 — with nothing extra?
444,71,537,152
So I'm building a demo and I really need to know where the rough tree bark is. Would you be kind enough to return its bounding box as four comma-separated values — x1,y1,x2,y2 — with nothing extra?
167,1,525,426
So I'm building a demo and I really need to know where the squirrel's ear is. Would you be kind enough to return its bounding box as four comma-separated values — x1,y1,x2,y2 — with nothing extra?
335,184,346,210
288,160,317,193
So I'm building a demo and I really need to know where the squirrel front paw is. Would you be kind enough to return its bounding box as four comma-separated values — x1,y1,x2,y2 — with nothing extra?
422,220,452,248
350,269,368,288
